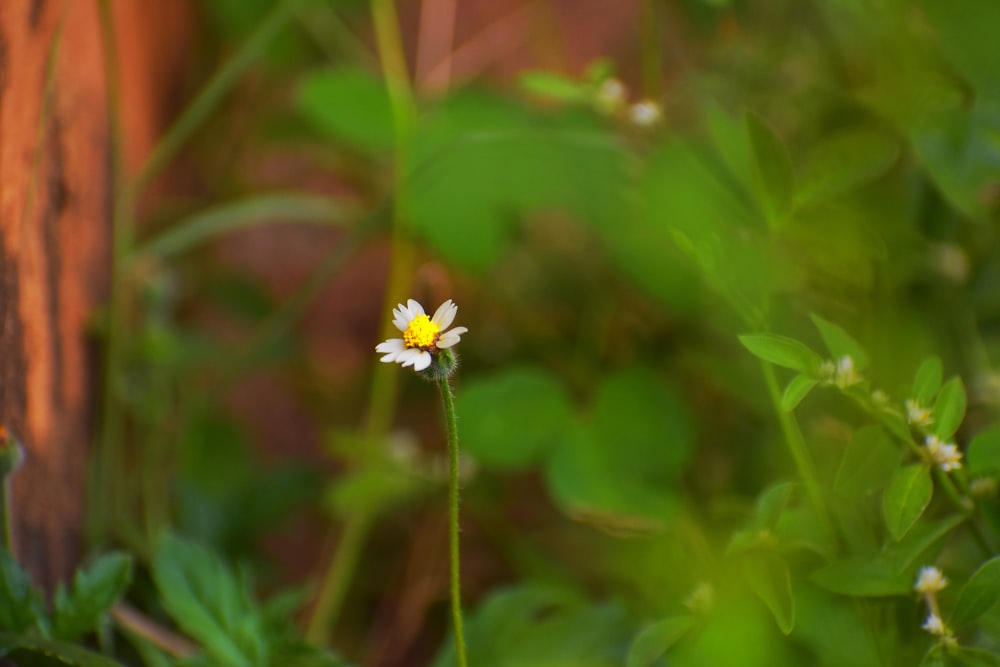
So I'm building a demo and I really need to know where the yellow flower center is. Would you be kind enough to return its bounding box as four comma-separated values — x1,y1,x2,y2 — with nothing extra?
403,315,440,349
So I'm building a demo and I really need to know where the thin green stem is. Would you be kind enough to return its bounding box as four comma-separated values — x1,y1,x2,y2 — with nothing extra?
760,362,836,541
306,0,419,643
437,376,469,667
305,512,373,645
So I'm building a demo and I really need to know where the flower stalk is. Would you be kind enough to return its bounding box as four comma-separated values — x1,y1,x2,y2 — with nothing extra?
438,375,469,667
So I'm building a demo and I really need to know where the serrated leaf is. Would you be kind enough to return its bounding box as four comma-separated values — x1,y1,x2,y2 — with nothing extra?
810,558,912,596
0,633,124,667
153,534,266,667
0,549,48,635
738,334,822,374
52,553,133,641
933,377,967,439
952,556,1000,626
835,426,901,497
782,374,819,411
744,553,795,634
746,113,794,226
810,314,868,370
968,426,1000,476
883,464,933,541
626,616,696,667
912,356,944,405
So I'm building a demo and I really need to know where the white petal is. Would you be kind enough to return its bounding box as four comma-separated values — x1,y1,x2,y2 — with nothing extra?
392,309,411,332
376,338,406,361
407,299,425,317
411,351,433,371
431,300,457,329
398,348,428,369
436,326,468,349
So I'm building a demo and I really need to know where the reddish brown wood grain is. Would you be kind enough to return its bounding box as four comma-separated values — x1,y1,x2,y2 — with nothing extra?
0,0,190,591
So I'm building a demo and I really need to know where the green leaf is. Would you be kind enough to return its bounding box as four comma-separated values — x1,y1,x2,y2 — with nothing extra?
297,66,395,153
0,633,124,667
0,549,48,635
968,426,1000,476
519,71,588,103
835,425,901,497
781,374,818,411
884,515,966,571
432,586,632,667
883,464,933,541
153,534,266,667
795,126,900,205
933,377,967,440
52,552,133,641
912,356,944,405
951,647,1000,666
746,113,794,226
626,616,696,667
738,334,822,374
743,553,795,634
952,556,1000,626
810,314,868,370
810,558,912,596
456,366,576,470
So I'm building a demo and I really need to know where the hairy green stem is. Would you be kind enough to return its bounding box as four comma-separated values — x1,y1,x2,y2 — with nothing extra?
437,376,469,667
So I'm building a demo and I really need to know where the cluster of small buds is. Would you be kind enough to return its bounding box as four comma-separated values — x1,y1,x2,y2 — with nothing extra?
820,356,862,389
924,435,963,472
590,77,663,128
905,400,934,427
915,566,956,645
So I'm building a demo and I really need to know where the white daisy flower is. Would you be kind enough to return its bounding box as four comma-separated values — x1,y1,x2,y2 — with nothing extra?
834,355,861,388
375,299,468,372
914,566,948,595
924,435,963,472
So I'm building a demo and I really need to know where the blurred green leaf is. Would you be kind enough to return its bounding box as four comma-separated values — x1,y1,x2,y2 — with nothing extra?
404,91,626,271
795,126,900,206
519,71,588,103
432,586,630,667
967,426,1000,476
298,66,395,153
912,356,944,405
810,558,911,596
153,534,267,667
456,366,575,470
810,314,868,370
884,514,965,570
626,616,696,667
793,584,884,667
835,425,901,497
950,647,1000,666
739,334,822,374
746,114,794,227
932,377,967,440
883,464,933,541
0,634,124,667
52,553,133,642
781,374,818,412
743,553,795,635
952,556,1000,626
0,549,48,635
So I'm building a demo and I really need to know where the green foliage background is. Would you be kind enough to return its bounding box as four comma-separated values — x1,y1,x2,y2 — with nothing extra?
6,0,1000,665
